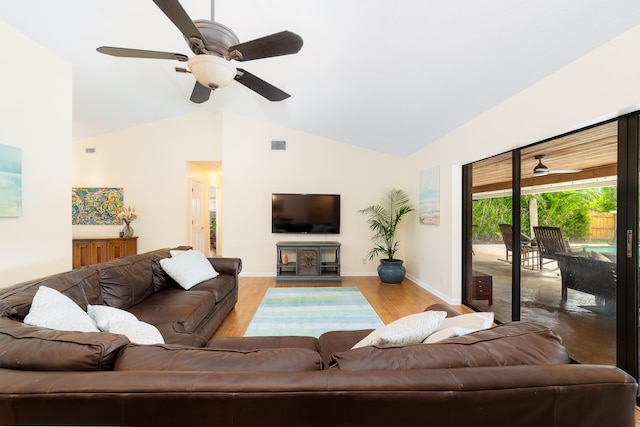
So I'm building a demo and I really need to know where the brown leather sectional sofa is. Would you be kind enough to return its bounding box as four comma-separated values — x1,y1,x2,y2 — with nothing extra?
0,250,637,426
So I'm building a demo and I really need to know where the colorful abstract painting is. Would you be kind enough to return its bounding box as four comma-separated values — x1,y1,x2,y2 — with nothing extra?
419,166,440,225
0,144,22,217
72,187,123,225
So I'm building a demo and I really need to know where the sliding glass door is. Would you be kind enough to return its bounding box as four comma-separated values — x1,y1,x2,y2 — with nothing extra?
464,118,624,368
466,153,514,322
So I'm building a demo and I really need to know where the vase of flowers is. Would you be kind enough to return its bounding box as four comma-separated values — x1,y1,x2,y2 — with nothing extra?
117,205,137,238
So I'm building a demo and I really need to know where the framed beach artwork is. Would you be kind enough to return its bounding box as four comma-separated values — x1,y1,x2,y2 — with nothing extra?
419,166,440,225
0,144,22,217
72,187,124,225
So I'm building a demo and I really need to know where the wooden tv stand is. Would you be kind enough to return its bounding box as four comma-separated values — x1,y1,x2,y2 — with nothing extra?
276,241,341,283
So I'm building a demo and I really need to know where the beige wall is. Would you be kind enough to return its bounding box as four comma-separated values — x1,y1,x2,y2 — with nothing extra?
72,111,222,253
72,111,406,276
0,20,72,287
220,113,406,275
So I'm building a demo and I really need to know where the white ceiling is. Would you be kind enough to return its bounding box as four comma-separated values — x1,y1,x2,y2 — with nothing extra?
2,1,640,157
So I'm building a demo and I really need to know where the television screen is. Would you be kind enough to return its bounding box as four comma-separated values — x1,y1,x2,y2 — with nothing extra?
272,193,340,234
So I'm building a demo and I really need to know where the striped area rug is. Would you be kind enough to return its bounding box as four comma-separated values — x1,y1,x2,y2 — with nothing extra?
244,287,384,337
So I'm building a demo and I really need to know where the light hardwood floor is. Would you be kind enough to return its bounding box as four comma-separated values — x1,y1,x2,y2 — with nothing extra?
212,275,471,338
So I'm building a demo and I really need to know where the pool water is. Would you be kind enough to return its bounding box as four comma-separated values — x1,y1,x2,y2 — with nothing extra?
585,245,616,254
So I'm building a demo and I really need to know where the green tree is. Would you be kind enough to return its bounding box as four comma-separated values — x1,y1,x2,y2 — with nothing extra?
471,186,617,242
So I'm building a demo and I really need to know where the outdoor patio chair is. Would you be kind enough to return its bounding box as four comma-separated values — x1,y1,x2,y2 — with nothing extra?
498,224,537,268
533,226,573,269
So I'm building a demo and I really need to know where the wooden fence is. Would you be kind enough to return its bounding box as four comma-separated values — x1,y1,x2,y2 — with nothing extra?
588,211,616,242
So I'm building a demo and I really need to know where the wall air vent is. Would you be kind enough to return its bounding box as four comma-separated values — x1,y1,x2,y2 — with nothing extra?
271,140,286,151
85,148,96,154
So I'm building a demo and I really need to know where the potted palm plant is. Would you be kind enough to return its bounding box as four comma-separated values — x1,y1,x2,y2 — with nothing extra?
358,187,415,284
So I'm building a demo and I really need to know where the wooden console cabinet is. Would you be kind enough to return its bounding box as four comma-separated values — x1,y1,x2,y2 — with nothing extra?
72,237,138,269
470,270,493,305
276,241,341,283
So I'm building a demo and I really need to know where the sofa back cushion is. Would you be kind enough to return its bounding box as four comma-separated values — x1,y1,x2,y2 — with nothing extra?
114,343,323,372
0,268,103,320
151,259,178,293
330,322,570,371
98,258,154,309
0,317,129,371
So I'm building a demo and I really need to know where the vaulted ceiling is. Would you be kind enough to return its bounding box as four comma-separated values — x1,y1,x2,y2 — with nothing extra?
2,1,640,157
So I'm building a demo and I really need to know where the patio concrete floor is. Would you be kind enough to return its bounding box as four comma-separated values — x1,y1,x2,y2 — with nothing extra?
471,244,616,365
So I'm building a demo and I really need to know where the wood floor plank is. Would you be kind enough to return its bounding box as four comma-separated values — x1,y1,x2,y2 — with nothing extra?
212,276,471,338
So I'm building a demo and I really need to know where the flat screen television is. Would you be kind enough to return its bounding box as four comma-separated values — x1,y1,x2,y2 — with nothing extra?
272,193,340,234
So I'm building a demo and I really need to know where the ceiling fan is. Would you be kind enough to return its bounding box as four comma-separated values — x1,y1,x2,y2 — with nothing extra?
97,0,303,103
532,154,582,176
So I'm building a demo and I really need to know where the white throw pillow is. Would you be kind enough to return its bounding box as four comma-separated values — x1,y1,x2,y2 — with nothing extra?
87,304,138,332
423,312,494,344
23,286,100,333
169,249,190,257
352,310,447,349
159,249,218,290
108,320,164,345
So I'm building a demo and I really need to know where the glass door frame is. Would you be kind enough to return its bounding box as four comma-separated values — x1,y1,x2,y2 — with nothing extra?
617,114,639,379
463,112,640,383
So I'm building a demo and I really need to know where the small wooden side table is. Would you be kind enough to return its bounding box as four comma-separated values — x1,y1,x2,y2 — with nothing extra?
471,270,493,305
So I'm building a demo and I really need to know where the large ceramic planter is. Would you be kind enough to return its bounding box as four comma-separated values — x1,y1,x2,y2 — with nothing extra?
377,259,406,284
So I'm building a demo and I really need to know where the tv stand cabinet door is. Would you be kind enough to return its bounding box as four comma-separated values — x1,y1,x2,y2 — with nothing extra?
297,248,320,276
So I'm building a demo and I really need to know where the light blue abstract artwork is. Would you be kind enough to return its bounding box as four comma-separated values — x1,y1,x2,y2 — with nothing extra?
0,144,22,217
419,166,440,225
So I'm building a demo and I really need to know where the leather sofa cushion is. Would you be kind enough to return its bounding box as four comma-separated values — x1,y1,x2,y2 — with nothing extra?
190,275,237,303
114,343,323,372
0,317,129,371
153,322,208,347
0,269,103,320
318,329,373,367
151,259,178,293
207,335,321,353
99,258,154,309
330,322,570,371
126,288,216,333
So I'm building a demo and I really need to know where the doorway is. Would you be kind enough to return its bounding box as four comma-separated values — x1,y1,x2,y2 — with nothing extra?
190,179,206,253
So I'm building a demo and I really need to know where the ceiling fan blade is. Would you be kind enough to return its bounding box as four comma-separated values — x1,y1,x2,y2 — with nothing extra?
190,81,212,103
229,31,303,61
549,169,582,174
97,46,188,62
234,68,290,101
153,0,208,51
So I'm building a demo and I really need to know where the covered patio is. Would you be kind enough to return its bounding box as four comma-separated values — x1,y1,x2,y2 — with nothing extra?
468,121,618,365
470,243,616,364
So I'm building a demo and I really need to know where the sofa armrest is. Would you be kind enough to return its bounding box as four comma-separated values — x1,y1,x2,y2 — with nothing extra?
424,303,460,317
209,257,242,276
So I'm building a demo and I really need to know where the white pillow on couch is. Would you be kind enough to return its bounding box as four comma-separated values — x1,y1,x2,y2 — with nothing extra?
159,249,218,290
423,311,494,343
88,304,164,344
23,286,100,333
107,320,164,345
352,310,447,349
87,304,138,331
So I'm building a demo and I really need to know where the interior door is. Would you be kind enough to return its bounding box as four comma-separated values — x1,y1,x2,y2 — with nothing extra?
190,179,206,253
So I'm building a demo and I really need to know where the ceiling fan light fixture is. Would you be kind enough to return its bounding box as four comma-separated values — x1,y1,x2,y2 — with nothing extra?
187,55,236,89
533,161,550,176
533,154,549,176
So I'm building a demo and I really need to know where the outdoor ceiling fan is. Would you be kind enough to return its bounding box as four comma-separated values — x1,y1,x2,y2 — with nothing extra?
532,154,582,177
97,0,303,103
